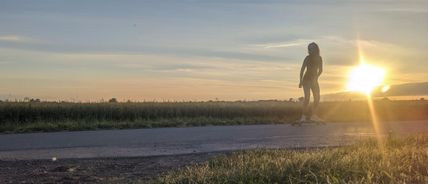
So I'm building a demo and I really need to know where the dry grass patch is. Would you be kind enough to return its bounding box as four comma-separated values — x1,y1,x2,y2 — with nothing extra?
152,136,428,184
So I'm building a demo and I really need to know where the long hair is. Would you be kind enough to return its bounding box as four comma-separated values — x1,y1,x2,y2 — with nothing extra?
308,42,320,56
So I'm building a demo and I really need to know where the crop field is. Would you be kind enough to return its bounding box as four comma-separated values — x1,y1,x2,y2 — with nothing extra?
0,100,427,133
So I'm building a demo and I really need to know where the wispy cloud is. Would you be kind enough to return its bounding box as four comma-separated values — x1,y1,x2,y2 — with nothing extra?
376,8,428,13
253,39,309,49
0,41,289,63
0,35,34,43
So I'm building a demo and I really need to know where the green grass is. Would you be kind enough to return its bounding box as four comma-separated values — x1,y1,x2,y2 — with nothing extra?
0,100,427,133
152,136,428,184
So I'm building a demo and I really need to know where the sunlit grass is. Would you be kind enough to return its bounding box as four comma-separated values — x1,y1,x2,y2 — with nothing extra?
152,136,428,184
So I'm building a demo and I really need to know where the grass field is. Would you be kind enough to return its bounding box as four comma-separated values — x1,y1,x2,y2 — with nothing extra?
0,100,427,133
152,136,428,184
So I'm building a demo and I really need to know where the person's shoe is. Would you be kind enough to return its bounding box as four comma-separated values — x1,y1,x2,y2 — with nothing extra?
291,115,306,126
311,115,325,123
299,115,307,122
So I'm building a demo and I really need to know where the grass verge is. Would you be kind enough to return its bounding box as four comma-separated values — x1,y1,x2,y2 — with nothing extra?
151,136,428,184
0,117,293,133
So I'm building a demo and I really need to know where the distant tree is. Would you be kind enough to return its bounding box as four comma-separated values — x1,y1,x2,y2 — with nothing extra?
108,98,118,103
421,98,425,101
289,98,294,102
298,97,304,103
30,98,41,103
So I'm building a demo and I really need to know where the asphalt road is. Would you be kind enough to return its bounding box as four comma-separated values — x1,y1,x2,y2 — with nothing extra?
1,120,428,160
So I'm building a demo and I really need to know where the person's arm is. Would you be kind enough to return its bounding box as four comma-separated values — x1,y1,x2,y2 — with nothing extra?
318,57,323,77
299,57,308,88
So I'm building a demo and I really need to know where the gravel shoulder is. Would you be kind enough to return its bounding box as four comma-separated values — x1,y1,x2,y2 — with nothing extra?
0,152,223,184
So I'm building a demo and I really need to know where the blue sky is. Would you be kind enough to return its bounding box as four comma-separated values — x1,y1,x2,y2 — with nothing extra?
0,0,427,101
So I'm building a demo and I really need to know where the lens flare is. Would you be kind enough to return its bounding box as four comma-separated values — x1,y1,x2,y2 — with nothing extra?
354,39,385,152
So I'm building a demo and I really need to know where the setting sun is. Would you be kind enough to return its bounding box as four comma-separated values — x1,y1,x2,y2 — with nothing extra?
346,63,386,94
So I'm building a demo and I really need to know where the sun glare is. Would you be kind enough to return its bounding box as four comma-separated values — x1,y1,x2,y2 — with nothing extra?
381,85,390,93
346,63,386,94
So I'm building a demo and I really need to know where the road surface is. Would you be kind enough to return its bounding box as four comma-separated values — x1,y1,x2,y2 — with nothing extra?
1,120,428,160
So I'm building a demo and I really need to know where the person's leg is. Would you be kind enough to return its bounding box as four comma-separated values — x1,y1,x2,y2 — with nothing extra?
312,81,320,109
311,81,322,120
301,81,311,121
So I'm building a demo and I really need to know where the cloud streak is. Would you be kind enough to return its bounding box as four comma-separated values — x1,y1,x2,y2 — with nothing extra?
254,39,309,49
0,35,33,43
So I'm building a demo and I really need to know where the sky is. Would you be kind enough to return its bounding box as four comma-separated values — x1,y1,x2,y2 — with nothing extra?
0,0,427,101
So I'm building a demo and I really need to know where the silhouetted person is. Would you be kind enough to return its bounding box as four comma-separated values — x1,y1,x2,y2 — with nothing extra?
299,42,323,122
